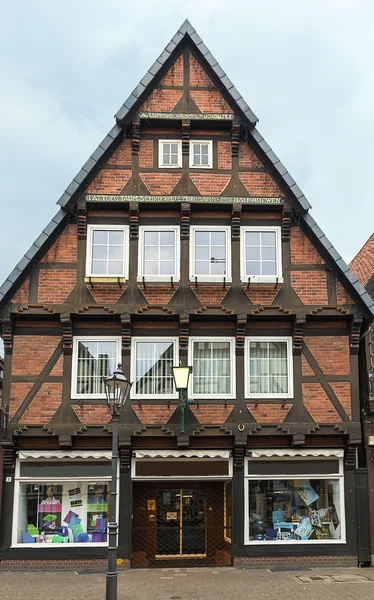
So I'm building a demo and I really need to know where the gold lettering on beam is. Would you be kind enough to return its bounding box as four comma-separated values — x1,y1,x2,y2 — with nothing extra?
86,195,285,206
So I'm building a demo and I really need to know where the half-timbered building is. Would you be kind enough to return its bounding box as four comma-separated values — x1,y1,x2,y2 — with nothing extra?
0,20,373,570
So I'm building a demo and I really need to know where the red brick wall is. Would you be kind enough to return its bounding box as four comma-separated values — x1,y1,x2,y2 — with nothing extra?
190,405,233,424
10,278,29,304
12,336,61,375
189,54,213,87
139,284,179,305
74,405,112,425
41,224,78,263
290,228,325,264
336,279,355,304
139,139,154,168
241,284,281,306
190,173,230,195
140,89,182,112
233,555,356,569
38,269,76,303
88,284,127,305
304,336,350,375
106,138,132,165
291,271,328,304
246,403,292,423
302,383,341,422
85,169,131,194
161,54,184,86
190,90,232,113
239,172,283,196
140,173,181,195
0,558,130,572
9,382,33,419
239,142,264,168
302,354,314,376
217,141,232,170
133,405,173,425
19,383,62,424
331,381,352,418
190,285,230,305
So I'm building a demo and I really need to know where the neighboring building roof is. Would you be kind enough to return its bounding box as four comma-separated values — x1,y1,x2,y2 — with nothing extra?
0,19,373,317
349,233,374,293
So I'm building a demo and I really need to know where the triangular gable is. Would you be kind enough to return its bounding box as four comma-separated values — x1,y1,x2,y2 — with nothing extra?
0,19,373,317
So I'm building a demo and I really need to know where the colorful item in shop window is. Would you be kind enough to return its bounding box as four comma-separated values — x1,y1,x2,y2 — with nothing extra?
293,482,319,506
71,523,84,536
265,528,277,540
75,533,89,543
92,532,105,542
63,510,79,524
309,508,322,528
38,503,62,513
272,511,285,526
23,532,36,543
69,516,82,526
42,514,57,522
315,526,331,540
27,524,39,535
329,504,340,529
52,535,65,543
95,517,106,532
41,486,61,505
294,516,313,539
58,526,68,537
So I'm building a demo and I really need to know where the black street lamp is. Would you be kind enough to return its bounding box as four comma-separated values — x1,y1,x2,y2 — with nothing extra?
104,364,132,600
171,365,192,434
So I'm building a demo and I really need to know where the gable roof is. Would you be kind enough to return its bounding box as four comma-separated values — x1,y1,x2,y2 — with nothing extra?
350,233,374,297
1,19,373,317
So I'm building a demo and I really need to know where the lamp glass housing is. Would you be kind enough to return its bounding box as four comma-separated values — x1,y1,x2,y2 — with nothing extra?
171,365,192,391
104,365,132,410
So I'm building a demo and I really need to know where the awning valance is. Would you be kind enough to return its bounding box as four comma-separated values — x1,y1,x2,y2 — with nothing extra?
18,451,111,460
250,449,344,459
134,450,231,459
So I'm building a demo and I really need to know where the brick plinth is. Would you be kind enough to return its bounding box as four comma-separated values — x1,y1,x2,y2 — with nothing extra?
0,558,130,572
233,554,357,569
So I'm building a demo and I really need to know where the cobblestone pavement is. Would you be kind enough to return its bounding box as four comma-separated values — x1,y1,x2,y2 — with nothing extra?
2,566,374,600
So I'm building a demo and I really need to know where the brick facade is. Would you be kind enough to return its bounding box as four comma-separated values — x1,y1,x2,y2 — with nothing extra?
140,173,182,195
38,269,76,303
233,555,356,569
291,271,328,304
41,224,78,263
304,336,350,375
85,169,132,194
290,227,325,264
246,403,292,423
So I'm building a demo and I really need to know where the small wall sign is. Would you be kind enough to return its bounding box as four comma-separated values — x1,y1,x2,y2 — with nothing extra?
166,512,177,520
147,499,156,511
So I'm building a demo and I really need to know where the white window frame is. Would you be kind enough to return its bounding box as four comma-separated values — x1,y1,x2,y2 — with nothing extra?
11,455,118,548
189,140,213,169
240,225,283,284
188,336,236,400
244,454,346,545
158,139,182,168
244,336,293,399
86,224,129,279
71,336,122,400
137,225,180,282
189,225,232,282
131,337,179,400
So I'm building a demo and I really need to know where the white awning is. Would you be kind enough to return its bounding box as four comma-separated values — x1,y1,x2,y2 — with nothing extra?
134,450,231,459
18,450,111,460
250,449,344,458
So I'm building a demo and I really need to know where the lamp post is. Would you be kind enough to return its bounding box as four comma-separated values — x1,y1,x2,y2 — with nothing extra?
171,365,192,434
104,364,132,600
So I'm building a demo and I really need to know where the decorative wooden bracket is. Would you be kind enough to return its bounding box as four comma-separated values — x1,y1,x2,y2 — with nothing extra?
1,318,13,353
181,203,191,240
292,432,306,446
232,204,242,240
231,120,241,157
76,198,87,240
182,120,191,155
179,313,190,352
119,448,131,471
350,318,362,355
345,444,357,468
282,202,293,241
129,202,139,240
233,445,245,468
236,314,247,354
2,445,15,470
121,313,131,353
131,120,140,154
60,313,73,354
293,318,305,356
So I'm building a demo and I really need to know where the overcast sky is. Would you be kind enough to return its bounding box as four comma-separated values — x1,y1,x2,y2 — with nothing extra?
0,0,373,286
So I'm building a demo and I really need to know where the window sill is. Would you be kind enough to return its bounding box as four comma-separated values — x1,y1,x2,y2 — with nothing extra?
244,539,345,545
84,277,126,284
241,277,283,284
158,165,182,169
189,278,232,284
137,277,180,283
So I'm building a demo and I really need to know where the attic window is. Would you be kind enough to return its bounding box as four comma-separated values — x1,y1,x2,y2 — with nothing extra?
159,140,182,168
86,225,129,278
190,141,213,169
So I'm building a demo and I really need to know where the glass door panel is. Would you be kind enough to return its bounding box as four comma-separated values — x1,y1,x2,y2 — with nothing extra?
181,489,206,555
156,489,180,555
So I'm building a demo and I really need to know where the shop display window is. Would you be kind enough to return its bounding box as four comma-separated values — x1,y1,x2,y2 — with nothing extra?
245,457,345,544
14,480,111,546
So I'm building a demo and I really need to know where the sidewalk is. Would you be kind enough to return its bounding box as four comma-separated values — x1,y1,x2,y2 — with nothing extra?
2,566,374,600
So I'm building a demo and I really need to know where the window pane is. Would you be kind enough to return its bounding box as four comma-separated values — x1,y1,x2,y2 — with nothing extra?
249,341,289,396
108,231,124,245
211,245,226,260
195,261,209,275
269,342,287,358
192,341,231,395
108,246,123,260
246,247,261,261
193,155,201,165
262,262,277,276
201,144,209,155
246,262,261,275
143,261,158,275
91,260,107,275
160,231,175,246
248,478,341,542
170,144,178,154
262,232,276,246
160,246,174,260
163,153,170,165
262,247,276,261
195,231,209,245
211,262,226,275
107,261,123,275
195,246,210,260
16,481,111,545
144,246,157,261
92,230,107,245
144,231,158,245
170,154,178,165
160,261,175,275
135,341,174,396
201,154,209,165
76,341,117,396
246,231,260,246
211,231,226,245
92,245,107,260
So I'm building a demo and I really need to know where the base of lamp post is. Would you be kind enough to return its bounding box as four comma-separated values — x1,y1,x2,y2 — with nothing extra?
106,521,118,599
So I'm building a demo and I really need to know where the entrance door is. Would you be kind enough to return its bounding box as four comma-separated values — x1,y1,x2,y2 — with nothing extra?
156,488,206,557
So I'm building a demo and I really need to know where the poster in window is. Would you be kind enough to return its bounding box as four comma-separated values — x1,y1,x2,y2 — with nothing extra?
38,484,62,532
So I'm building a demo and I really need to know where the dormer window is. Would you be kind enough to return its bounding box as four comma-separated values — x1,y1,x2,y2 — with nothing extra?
190,141,213,168
159,140,182,168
